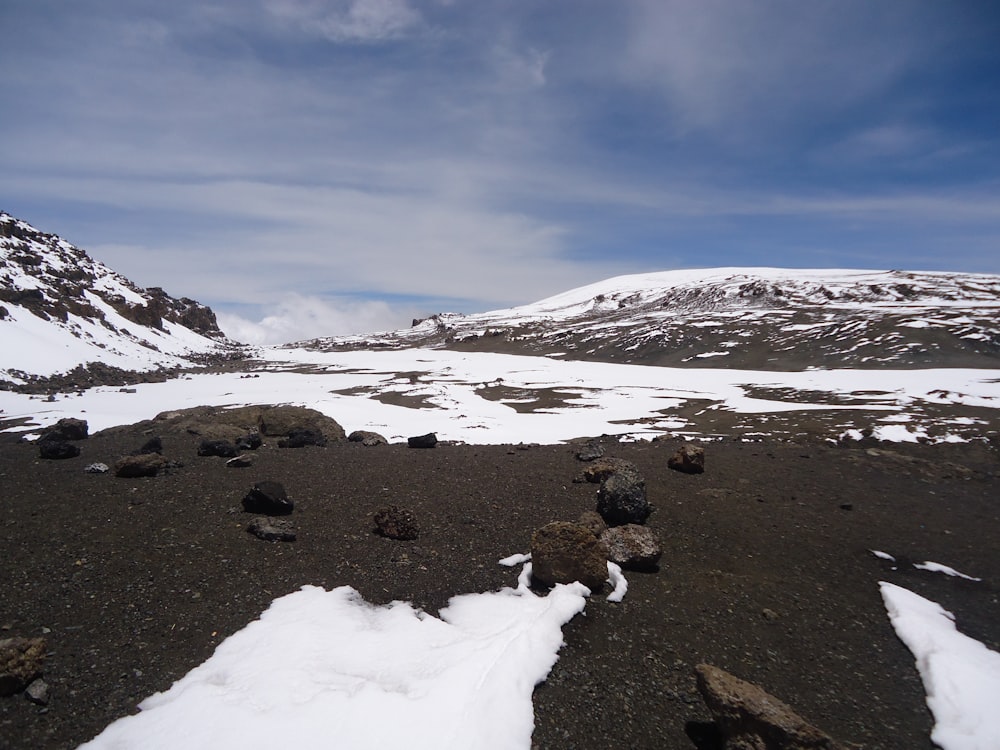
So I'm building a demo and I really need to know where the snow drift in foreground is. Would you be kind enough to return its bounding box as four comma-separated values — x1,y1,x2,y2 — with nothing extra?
880,582,1000,750
79,570,595,750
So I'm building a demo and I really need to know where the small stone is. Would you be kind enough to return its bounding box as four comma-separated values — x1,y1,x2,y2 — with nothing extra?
235,432,262,451
373,505,420,540
762,608,780,622
0,637,46,697
226,455,253,468
348,430,388,446
113,454,169,478
574,440,605,462
668,444,705,474
84,462,109,474
24,678,49,706
246,517,297,542
407,433,438,449
242,481,293,516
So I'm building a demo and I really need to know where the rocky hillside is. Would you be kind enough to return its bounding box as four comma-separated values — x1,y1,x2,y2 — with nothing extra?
302,268,1000,370
0,211,239,389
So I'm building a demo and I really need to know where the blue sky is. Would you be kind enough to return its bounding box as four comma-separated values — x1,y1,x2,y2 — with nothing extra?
1,0,999,343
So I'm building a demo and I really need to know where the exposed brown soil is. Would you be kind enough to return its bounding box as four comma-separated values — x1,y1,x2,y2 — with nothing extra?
1,427,998,749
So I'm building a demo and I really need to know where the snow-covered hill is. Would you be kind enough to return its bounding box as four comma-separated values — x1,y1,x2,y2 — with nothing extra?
305,268,1000,370
0,211,238,387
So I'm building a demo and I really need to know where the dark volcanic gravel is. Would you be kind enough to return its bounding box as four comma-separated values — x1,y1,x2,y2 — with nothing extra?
1,427,998,749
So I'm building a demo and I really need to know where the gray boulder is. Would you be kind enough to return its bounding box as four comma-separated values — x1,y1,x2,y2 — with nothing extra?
246,517,297,542
601,524,662,571
348,430,388,446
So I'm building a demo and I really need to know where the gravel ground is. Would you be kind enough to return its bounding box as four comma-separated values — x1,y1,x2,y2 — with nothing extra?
1,425,998,749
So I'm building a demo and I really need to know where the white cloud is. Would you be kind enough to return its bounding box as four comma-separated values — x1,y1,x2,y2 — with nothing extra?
266,0,423,43
216,294,411,345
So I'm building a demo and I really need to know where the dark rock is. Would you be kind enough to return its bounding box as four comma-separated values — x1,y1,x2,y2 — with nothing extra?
694,663,848,750
225,455,253,468
277,428,327,448
574,440,605,461
242,481,292,516
256,406,346,441
582,457,637,484
668,444,705,474
601,524,662,571
596,467,650,526
235,432,262,451
576,510,607,538
39,417,88,442
38,440,80,460
407,433,438,449
348,430,388,446
373,505,420,540
113,454,170,478
197,439,239,457
530,521,609,591
246,516,296,542
0,637,46,697
137,436,162,454
84,462,109,474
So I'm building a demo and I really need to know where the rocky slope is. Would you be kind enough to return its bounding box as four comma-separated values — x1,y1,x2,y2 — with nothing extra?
302,268,1000,370
0,211,239,389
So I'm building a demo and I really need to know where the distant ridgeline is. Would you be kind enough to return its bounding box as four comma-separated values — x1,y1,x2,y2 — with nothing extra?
0,211,238,389
302,268,1000,371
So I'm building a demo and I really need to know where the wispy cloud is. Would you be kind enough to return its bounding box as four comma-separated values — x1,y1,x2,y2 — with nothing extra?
265,0,423,43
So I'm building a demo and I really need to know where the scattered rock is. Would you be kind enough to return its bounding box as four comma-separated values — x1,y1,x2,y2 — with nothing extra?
581,457,637,484
39,417,88,442
277,428,327,448
574,440,605,462
596,467,650,526
235,432,262,451
256,406,345,442
530,521,609,591
668,444,705,474
137,436,162,454
113,454,170,478
601,524,662,571
576,510,608,538
225,455,253,468
407,433,438,449
242,481,293,516
694,663,848,750
373,505,420,540
762,608,780,622
37,439,80,460
348,430,388,446
0,637,46,697
24,678,49,706
197,439,239,458
84,462,109,474
246,516,297,542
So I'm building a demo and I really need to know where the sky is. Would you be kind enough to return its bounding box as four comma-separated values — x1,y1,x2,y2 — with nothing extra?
1,0,999,343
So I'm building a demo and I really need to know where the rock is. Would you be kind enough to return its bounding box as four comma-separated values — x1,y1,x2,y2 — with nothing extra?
530,521,609,591
226,455,253,468
582,457,637,484
694,663,848,750
235,432,262,451
601,524,662,571
668,444,705,474
114,454,170,478
141,405,345,444
596,467,650,526
197,439,239,457
348,430,388,446
255,405,345,442
574,440,605,461
407,433,438,449
576,510,608,538
246,517,297,542
277,428,327,448
38,439,80,460
0,637,46,697
373,505,420,540
137,436,162,454
24,678,49,705
39,417,88,442
242,481,293,516
84,462,109,474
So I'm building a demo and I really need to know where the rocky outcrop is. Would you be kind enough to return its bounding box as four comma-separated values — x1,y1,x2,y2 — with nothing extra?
373,505,420,540
694,663,847,750
132,405,346,445
601,524,662,571
530,521,609,591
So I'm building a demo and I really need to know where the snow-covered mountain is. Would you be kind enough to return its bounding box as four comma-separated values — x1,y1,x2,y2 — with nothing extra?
0,211,238,388
303,268,1000,370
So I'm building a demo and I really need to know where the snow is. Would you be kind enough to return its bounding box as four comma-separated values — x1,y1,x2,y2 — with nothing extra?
871,550,896,562
79,577,593,750
880,583,1000,750
914,562,982,582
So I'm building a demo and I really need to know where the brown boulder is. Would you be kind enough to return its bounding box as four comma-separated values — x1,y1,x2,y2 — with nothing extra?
0,637,46,697
530,521,609,591
582,457,637,484
373,505,420,540
694,663,848,750
669,444,705,474
114,453,170,478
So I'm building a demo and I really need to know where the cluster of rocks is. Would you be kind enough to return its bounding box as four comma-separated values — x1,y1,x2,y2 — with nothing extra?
242,480,297,542
0,637,48,706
